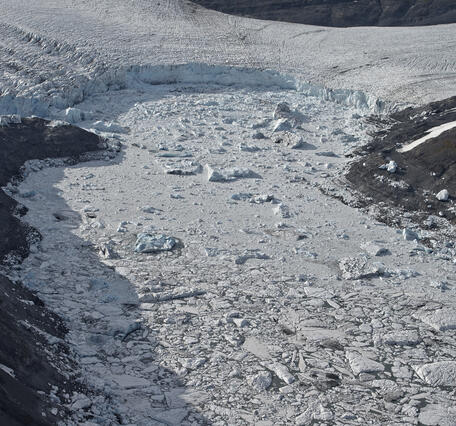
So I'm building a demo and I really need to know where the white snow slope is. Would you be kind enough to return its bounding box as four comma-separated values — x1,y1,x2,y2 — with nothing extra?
2,1,456,425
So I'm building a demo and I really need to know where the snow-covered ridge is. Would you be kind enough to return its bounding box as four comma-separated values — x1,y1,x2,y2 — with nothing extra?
0,62,394,119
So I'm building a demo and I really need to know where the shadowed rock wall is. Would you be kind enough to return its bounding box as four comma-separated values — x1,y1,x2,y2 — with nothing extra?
0,117,104,424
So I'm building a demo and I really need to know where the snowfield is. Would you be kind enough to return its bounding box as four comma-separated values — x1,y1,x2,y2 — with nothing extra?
1,1,456,425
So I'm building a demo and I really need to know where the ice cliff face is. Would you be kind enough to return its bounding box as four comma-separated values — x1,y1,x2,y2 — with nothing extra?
0,61,392,117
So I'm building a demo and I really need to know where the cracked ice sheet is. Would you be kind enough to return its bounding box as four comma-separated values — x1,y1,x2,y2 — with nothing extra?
10,81,456,424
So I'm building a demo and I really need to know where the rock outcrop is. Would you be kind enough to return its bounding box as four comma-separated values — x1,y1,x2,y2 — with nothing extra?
191,0,456,27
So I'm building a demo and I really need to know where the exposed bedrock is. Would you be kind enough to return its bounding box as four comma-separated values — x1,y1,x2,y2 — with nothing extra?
346,96,456,230
191,0,456,27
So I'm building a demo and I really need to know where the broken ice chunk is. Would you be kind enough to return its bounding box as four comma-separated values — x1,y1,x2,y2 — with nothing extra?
134,233,177,253
346,351,384,375
180,357,206,370
379,160,397,173
231,192,253,201
250,194,275,204
417,309,456,331
248,371,272,391
163,160,201,175
436,189,449,201
361,241,390,256
206,165,261,182
140,206,161,214
415,361,456,387
273,102,292,120
418,404,456,426
371,379,403,402
386,161,397,173
272,118,293,133
402,228,419,241
271,363,295,384
273,203,290,218
252,131,265,139
235,250,270,265
375,330,421,346
338,257,383,280
271,131,313,150
239,143,261,152
99,241,117,259
92,120,127,134
233,318,249,328
117,221,129,233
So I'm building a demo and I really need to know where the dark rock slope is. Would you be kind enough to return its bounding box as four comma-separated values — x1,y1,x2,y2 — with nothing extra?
0,275,71,426
346,97,456,230
191,0,456,27
0,117,105,424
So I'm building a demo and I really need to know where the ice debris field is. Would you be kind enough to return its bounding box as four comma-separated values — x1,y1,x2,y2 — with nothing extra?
1,0,456,425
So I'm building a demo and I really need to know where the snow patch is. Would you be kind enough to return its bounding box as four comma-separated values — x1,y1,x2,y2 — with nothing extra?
398,120,456,153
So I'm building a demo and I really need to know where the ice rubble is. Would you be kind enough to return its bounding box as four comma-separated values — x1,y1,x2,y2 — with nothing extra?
0,114,21,125
11,81,456,424
0,27,452,426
